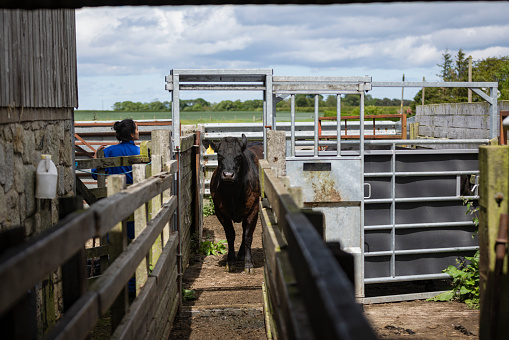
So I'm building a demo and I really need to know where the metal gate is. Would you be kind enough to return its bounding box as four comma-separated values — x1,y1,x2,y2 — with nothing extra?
362,141,483,302
167,69,498,302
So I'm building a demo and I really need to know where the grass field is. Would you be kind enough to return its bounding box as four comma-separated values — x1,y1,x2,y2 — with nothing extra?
75,106,409,124
75,110,320,124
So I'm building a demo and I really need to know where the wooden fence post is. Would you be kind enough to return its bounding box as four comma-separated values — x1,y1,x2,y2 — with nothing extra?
150,130,171,263
133,164,149,296
108,174,128,332
0,227,37,339
479,145,509,339
60,197,87,311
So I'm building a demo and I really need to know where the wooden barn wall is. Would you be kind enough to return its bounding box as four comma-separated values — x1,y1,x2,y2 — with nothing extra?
0,9,78,120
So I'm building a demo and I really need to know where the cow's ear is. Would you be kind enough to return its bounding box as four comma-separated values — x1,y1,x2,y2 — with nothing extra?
241,134,247,151
202,139,216,153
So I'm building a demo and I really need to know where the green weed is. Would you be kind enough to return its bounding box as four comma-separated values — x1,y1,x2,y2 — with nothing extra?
197,239,227,256
203,199,215,217
429,251,480,309
429,197,480,308
183,289,196,300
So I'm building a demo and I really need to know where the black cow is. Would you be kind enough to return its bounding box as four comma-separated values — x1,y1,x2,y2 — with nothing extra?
204,134,262,273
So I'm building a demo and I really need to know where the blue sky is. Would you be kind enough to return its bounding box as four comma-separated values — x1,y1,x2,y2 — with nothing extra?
76,2,509,110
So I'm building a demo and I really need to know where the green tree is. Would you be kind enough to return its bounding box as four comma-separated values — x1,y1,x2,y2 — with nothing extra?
412,49,509,111
342,94,360,106
437,48,454,81
325,94,337,107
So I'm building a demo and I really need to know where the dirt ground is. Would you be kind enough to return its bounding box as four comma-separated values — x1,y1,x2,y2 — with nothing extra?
169,216,479,340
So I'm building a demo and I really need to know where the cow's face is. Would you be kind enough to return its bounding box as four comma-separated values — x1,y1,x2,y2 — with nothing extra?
211,135,247,183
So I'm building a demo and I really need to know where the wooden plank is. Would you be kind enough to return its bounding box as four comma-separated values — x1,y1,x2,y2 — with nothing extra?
90,197,177,315
88,187,107,200
284,213,377,340
262,279,277,340
133,163,148,296
110,277,157,340
0,227,37,340
75,155,150,170
60,198,87,312
479,145,509,339
108,175,128,332
262,167,301,234
150,130,167,262
150,231,179,285
75,176,97,205
44,291,100,340
91,167,176,236
0,210,95,316
263,254,286,339
275,251,314,340
85,245,109,259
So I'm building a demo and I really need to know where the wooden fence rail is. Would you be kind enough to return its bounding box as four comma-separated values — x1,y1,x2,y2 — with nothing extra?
0,157,180,339
259,159,377,340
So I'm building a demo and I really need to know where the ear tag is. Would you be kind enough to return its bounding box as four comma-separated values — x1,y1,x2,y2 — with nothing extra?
206,145,215,154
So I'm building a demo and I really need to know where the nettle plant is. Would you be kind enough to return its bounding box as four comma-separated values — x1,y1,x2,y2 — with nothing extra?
429,198,480,308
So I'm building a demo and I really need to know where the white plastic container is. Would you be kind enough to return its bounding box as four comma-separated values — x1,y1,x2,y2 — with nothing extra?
35,154,58,199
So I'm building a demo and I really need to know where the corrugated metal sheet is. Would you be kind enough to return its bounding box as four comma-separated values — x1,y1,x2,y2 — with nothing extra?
0,9,77,109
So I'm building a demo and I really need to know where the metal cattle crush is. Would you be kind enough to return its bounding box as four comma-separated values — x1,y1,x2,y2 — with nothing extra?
166,69,498,302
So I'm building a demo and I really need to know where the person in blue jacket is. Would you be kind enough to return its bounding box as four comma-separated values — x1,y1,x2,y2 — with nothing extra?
92,119,140,295
93,118,140,185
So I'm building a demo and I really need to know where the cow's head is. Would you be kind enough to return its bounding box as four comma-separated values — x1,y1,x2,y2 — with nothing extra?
203,134,248,183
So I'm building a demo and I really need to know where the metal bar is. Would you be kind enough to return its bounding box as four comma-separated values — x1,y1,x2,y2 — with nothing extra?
267,72,274,131
364,221,476,231
362,291,449,304
360,92,364,157
291,94,295,157
471,87,492,103
172,72,180,151
364,170,480,177
314,95,319,157
364,246,479,257
177,84,266,91
372,81,498,88
490,86,498,140
364,139,489,145
273,75,372,83
337,94,341,157
365,195,479,204
390,143,396,279
364,273,451,284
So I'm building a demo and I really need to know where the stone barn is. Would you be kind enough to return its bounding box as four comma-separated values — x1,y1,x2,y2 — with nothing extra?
0,8,77,334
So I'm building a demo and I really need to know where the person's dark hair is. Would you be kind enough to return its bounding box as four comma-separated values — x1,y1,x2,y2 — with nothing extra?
113,119,136,141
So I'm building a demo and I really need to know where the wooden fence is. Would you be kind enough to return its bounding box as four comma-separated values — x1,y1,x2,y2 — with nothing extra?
259,159,377,340
0,129,201,339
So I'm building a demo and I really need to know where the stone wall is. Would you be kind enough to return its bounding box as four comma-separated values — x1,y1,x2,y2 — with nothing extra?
0,108,75,337
0,114,75,235
415,100,509,148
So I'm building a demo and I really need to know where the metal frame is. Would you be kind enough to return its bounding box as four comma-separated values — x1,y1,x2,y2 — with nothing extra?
362,140,484,282
372,81,499,139
165,69,273,152
171,69,499,302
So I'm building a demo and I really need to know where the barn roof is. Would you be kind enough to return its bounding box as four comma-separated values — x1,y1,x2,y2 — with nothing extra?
0,0,494,10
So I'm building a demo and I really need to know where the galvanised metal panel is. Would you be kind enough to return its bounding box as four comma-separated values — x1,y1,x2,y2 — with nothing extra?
286,157,363,244
363,148,479,286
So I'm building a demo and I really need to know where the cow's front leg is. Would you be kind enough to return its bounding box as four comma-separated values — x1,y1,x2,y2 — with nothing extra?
218,215,236,272
240,210,258,274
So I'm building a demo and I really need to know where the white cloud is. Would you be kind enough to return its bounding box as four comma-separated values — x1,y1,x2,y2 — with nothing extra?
75,2,509,110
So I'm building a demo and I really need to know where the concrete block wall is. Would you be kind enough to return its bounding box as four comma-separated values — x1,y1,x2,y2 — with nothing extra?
415,101,509,148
